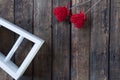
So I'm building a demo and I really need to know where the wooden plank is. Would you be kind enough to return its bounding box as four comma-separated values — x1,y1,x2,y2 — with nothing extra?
33,0,52,80
0,0,14,80
52,0,70,80
71,0,91,80
14,0,33,80
90,0,110,80
109,0,120,80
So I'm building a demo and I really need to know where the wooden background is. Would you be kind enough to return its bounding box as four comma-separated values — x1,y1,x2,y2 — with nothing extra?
0,0,120,80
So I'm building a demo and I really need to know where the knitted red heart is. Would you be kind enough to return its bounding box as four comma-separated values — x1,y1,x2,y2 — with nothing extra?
70,12,86,28
53,6,70,22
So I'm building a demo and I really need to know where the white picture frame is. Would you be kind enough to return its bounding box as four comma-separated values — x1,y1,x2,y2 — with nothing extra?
0,17,44,80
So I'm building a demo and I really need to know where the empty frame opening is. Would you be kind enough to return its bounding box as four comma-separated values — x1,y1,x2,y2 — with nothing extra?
14,38,34,67
0,26,15,56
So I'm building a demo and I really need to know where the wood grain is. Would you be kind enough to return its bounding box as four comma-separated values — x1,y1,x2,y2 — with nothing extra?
33,0,52,80
71,0,91,80
0,0,14,80
52,0,70,80
1,0,120,80
90,0,110,80
109,0,120,80
14,0,33,80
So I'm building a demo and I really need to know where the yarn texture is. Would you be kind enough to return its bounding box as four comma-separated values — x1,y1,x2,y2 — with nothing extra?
53,6,70,22
70,12,86,28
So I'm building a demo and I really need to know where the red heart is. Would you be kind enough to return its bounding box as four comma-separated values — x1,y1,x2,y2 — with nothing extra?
70,12,86,28
53,6,70,22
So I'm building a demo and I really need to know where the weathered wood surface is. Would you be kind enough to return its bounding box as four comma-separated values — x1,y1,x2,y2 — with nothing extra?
33,0,52,80
110,0,120,80
0,0,120,80
71,0,91,80
52,0,70,80
90,0,110,80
